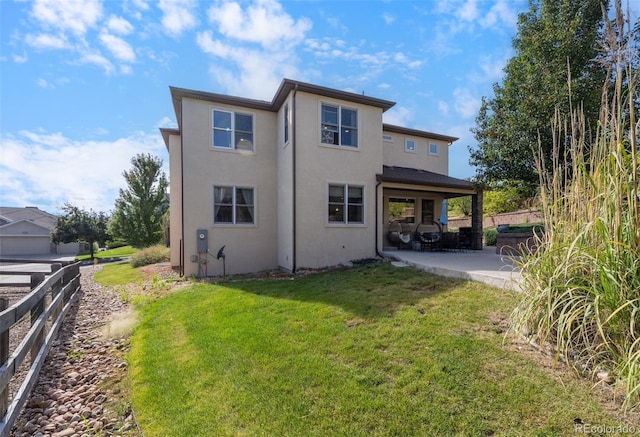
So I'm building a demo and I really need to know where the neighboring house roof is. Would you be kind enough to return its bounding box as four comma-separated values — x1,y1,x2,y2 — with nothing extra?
0,207,57,230
0,219,52,236
378,166,475,191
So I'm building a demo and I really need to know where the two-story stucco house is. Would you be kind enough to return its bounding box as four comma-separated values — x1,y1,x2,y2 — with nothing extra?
161,79,482,277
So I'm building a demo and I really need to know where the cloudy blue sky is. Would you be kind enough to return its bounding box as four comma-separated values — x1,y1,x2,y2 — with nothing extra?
0,0,530,214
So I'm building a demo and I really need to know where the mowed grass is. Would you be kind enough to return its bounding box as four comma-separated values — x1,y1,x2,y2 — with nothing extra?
94,262,145,285
129,264,632,436
76,245,139,261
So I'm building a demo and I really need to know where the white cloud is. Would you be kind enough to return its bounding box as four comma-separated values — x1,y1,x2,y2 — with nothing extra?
25,33,70,50
453,87,481,119
31,0,103,36
99,33,136,63
382,13,395,25
383,106,414,127
438,101,450,116
196,30,295,99
13,53,28,63
458,0,479,22
480,0,519,29
196,1,313,99
206,0,311,49
107,15,134,35
36,78,54,89
75,49,115,74
0,130,168,213
156,116,178,129
158,0,198,37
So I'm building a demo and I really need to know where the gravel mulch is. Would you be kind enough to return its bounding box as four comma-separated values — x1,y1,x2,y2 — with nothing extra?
9,265,140,437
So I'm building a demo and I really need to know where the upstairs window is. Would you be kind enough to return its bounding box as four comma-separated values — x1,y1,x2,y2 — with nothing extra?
213,109,254,152
429,143,439,155
214,186,255,224
328,184,364,224
405,139,416,153
321,104,358,148
284,104,289,144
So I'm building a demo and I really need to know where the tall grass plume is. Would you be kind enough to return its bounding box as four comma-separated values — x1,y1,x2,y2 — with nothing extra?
512,2,639,409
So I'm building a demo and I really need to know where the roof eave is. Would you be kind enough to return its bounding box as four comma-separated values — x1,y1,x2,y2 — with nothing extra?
383,123,458,143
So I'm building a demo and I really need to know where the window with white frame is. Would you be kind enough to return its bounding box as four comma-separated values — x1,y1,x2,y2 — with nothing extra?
321,104,358,147
429,143,439,155
213,186,255,224
328,184,364,224
284,104,289,144
212,109,254,151
405,139,416,152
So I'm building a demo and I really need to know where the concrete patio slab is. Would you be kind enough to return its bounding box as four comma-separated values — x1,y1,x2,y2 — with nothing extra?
382,247,522,291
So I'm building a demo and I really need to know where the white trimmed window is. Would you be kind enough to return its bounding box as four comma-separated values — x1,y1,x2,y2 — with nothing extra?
214,186,255,224
321,104,358,147
429,143,439,155
212,109,254,151
328,184,364,224
284,104,289,144
405,139,416,153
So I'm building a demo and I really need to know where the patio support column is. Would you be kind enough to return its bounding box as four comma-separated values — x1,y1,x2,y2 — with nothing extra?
471,190,483,250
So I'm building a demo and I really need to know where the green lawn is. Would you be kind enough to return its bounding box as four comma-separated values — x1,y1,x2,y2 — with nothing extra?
128,263,634,436
76,245,138,261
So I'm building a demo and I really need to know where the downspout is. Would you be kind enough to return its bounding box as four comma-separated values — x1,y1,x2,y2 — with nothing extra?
180,101,185,276
375,177,384,258
292,84,298,273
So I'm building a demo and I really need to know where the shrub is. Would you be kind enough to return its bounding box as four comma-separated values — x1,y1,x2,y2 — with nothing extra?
130,245,170,268
483,228,497,246
106,240,129,249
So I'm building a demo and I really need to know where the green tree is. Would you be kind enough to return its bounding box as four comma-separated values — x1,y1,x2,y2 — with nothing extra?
52,203,109,259
469,0,607,191
110,153,168,247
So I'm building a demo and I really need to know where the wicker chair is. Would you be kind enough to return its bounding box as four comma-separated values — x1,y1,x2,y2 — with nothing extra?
388,221,412,249
414,221,442,251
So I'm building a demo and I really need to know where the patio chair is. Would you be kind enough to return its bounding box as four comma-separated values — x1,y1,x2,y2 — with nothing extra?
388,221,412,249
414,221,442,251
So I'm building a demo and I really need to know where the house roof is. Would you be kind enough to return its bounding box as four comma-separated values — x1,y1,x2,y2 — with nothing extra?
272,79,396,112
163,79,458,151
168,79,396,133
0,207,57,230
378,166,475,191
383,124,458,144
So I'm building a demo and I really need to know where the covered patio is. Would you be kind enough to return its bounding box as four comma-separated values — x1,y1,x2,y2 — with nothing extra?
377,165,483,252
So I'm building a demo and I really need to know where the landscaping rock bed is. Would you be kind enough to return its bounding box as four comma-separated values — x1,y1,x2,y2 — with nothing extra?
10,265,139,437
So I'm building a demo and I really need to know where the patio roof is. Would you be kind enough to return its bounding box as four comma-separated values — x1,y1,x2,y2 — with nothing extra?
378,166,476,192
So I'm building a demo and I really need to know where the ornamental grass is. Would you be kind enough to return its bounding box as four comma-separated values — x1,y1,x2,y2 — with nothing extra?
512,6,640,409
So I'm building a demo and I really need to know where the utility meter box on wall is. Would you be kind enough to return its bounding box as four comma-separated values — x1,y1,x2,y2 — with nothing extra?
196,229,208,253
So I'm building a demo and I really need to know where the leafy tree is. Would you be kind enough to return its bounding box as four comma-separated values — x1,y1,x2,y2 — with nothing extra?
110,153,168,247
470,0,608,191
448,196,472,217
52,203,109,259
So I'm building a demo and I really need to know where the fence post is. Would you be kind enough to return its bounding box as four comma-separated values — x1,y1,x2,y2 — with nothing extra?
0,298,8,420
30,273,45,364
50,263,62,322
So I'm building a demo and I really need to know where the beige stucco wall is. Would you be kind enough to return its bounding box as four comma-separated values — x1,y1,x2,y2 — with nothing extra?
180,97,279,277
167,132,182,269
382,130,449,175
277,95,294,271
292,91,383,268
